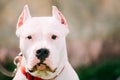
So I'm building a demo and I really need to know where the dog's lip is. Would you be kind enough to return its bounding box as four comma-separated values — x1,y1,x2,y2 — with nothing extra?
28,63,57,73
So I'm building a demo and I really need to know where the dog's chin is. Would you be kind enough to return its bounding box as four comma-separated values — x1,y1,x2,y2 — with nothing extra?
28,63,57,73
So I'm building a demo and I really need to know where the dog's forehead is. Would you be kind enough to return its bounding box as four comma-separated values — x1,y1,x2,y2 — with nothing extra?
25,17,56,27
19,17,67,37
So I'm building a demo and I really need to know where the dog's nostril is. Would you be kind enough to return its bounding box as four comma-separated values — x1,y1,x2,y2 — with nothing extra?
36,49,41,54
36,48,49,61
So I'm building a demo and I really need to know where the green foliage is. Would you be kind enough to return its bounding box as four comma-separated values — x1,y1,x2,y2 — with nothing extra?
0,61,15,80
77,58,120,80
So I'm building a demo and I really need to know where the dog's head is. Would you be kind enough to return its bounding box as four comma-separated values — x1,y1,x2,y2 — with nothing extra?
16,5,69,79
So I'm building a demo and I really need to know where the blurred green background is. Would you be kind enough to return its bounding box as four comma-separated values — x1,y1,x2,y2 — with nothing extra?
0,0,120,80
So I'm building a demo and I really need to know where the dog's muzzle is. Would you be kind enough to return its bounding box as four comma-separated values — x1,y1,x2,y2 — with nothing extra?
27,48,55,73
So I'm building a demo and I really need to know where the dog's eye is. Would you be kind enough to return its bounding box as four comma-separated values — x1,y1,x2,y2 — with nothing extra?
27,35,32,40
51,35,57,40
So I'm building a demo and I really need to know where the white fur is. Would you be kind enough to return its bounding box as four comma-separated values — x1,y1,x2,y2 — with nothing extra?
13,5,79,80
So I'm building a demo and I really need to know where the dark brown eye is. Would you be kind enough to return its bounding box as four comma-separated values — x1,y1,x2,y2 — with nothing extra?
51,35,57,40
27,35,32,40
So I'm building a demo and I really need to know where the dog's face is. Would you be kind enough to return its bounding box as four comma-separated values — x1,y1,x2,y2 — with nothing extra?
16,5,69,79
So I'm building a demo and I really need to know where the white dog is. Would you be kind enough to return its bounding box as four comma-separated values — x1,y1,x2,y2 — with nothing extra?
13,5,79,80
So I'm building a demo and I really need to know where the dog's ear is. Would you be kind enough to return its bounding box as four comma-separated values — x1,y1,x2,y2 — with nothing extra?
52,6,68,26
17,5,31,29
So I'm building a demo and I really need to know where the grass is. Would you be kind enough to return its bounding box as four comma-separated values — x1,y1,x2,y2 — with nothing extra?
77,58,120,80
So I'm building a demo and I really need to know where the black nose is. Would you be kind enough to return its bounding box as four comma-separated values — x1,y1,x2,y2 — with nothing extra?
36,48,49,62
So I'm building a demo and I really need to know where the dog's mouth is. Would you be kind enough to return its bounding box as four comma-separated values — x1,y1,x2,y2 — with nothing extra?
28,63,57,73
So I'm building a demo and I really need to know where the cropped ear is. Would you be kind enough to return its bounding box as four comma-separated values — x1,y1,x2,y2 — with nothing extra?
52,6,67,26
17,5,31,29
